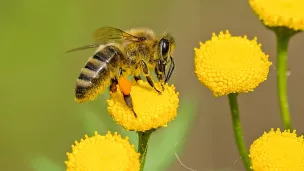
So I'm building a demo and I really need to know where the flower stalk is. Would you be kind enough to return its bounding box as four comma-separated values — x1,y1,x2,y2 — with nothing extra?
138,129,154,171
273,27,298,130
228,93,251,171
276,32,291,130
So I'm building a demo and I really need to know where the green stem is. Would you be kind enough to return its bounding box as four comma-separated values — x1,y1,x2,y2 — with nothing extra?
137,130,153,171
275,30,292,130
228,93,251,171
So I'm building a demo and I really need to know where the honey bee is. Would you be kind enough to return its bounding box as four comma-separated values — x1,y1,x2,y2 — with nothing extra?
67,27,175,117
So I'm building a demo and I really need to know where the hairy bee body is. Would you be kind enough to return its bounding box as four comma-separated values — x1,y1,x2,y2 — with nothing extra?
70,27,175,104
75,45,124,102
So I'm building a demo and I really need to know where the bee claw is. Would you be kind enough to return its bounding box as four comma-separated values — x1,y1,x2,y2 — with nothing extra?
132,109,138,118
161,84,165,91
123,94,138,118
155,88,162,95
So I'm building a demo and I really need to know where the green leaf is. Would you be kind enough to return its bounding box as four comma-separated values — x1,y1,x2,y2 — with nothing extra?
79,92,122,135
81,109,114,134
121,129,139,147
30,155,63,171
79,97,139,147
143,97,198,171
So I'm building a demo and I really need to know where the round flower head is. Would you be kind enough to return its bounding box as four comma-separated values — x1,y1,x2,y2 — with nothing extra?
249,128,304,171
107,80,179,132
249,0,304,31
65,131,140,171
194,30,272,96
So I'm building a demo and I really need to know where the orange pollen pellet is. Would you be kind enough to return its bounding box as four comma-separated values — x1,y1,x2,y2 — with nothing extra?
118,76,132,95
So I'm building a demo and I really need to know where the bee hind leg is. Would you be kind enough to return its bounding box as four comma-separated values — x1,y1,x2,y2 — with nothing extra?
109,79,118,93
155,60,166,91
115,71,137,118
123,94,137,117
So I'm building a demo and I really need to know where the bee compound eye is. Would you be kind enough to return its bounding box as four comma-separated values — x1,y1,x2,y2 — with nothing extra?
161,39,170,56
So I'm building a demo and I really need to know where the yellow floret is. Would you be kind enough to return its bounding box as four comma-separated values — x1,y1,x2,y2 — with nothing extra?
65,131,140,171
249,0,304,31
107,80,179,132
194,30,272,96
249,128,304,171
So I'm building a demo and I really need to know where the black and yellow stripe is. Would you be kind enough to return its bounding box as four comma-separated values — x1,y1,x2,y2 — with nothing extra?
75,45,124,103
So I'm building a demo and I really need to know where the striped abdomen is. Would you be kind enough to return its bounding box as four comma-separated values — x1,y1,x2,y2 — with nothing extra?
75,45,124,103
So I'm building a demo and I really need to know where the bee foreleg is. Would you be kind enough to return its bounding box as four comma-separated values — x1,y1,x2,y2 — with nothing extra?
165,56,175,83
155,59,166,91
141,60,161,94
146,76,161,94
155,72,165,91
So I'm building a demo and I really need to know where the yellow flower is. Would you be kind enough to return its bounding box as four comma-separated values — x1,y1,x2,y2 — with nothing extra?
194,30,272,96
249,128,304,171
107,80,179,132
249,0,304,31
65,131,140,171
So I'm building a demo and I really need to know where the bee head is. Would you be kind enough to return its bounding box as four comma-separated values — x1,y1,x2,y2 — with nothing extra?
156,33,175,83
159,33,175,62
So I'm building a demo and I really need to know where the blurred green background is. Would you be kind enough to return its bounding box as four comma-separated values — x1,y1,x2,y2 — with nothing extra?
2,0,304,170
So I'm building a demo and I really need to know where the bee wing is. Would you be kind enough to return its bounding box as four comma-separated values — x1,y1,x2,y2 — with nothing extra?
66,27,141,53
66,44,101,53
93,27,141,43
